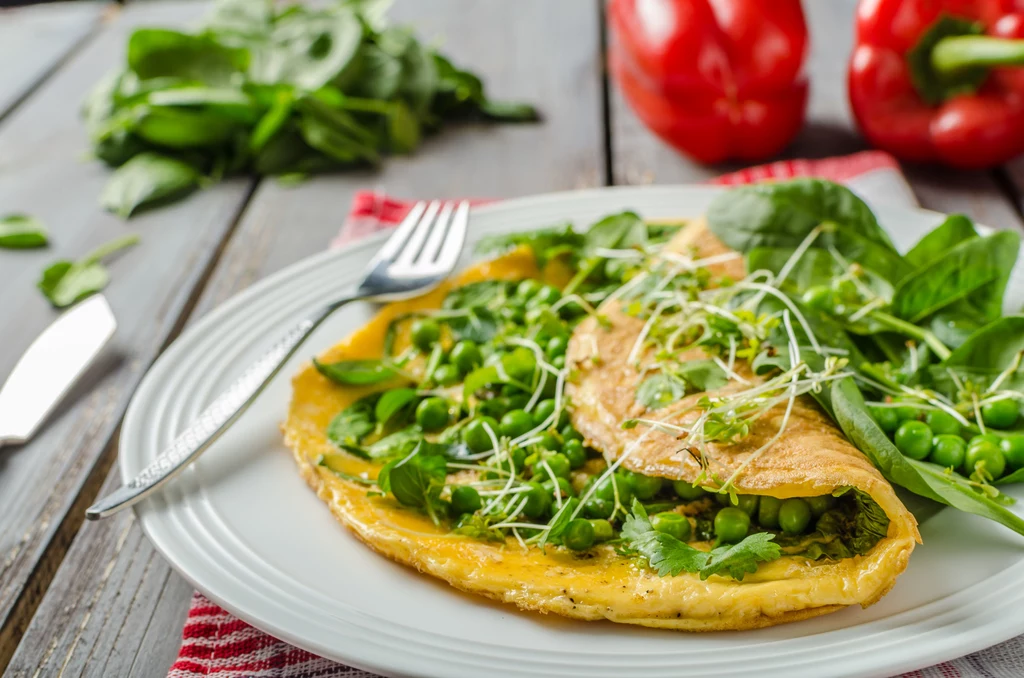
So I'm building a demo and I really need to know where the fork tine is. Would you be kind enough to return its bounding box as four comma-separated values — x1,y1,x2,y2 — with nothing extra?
374,201,427,263
394,200,441,268
433,201,469,273
418,202,455,264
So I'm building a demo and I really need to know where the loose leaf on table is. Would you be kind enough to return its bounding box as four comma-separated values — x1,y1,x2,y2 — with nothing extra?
890,231,1020,323
100,153,202,218
620,500,781,580
313,358,401,386
905,214,978,268
37,234,139,308
0,214,48,249
828,377,1024,537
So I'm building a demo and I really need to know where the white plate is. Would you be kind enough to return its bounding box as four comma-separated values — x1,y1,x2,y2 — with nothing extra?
125,185,1024,678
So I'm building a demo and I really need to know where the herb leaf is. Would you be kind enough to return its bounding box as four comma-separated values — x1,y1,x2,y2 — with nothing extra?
374,387,419,426
905,214,978,268
325,394,377,448
0,214,48,249
37,234,139,308
701,533,782,580
377,442,448,524
636,374,687,410
100,153,202,218
313,358,400,385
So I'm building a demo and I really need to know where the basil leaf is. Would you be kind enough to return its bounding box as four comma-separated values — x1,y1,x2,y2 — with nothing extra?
374,387,419,426
100,153,202,218
37,234,139,308
0,214,48,249
326,394,377,448
905,214,979,269
314,358,400,386
891,232,1020,323
707,178,897,255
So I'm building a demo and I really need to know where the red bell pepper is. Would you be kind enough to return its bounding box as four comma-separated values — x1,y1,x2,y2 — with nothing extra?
607,0,809,164
850,0,1024,169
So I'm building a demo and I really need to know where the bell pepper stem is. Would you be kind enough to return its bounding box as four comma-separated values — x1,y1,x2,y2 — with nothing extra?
932,36,1024,73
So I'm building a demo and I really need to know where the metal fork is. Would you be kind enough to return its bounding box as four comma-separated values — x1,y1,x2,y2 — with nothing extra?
86,201,469,520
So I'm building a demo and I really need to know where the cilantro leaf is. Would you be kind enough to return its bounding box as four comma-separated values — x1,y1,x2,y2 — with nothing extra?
620,499,782,581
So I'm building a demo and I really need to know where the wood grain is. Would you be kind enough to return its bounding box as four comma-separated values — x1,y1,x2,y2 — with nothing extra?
4,1,605,675
0,2,257,671
0,2,104,121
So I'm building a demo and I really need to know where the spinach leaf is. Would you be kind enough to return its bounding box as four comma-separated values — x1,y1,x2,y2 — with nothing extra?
945,316,1024,372
0,214,48,249
377,442,448,524
677,359,729,391
100,153,202,218
252,7,362,91
636,374,687,410
37,234,139,308
442,280,509,310
313,358,401,385
891,232,1020,323
316,453,377,485
326,394,378,448
374,387,419,426
829,377,1024,537
905,214,978,268
637,360,729,409
127,29,248,85
447,308,500,343
475,224,583,267
706,179,897,254
584,211,647,252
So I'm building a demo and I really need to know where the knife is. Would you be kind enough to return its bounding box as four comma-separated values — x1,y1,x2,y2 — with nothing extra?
0,295,117,448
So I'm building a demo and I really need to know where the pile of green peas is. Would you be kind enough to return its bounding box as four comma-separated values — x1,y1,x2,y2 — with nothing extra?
870,397,1024,480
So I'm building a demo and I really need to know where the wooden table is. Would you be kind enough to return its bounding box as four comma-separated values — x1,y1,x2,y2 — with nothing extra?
2,0,1024,675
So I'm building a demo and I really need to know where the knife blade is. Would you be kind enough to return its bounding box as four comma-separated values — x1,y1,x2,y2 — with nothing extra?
0,295,117,447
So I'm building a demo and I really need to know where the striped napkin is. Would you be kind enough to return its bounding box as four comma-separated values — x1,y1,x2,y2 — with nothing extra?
169,150,1002,678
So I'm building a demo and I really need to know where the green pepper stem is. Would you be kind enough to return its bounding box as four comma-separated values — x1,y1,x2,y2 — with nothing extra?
932,36,1024,73
868,311,952,361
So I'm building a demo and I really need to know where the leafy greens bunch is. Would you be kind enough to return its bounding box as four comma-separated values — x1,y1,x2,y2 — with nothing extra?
84,0,537,218
706,178,1024,537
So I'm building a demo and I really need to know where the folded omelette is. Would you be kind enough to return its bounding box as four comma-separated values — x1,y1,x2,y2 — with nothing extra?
284,219,919,631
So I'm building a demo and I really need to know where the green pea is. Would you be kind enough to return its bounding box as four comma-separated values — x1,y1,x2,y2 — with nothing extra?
870,406,900,434
515,279,542,300
652,512,692,541
463,416,499,453
925,410,962,436
982,397,1020,429
734,494,759,516
758,496,782,529
502,348,537,383
410,317,440,351
450,485,482,515
450,340,482,374
552,355,566,369
588,519,614,542
930,434,967,469
501,303,525,324
778,498,812,535
801,285,836,313
832,277,859,301
530,285,562,307
533,453,571,480
593,473,633,504
1001,435,1024,470
537,431,560,450
969,433,1002,451
561,425,583,442
478,396,509,419
892,397,923,422
625,471,664,501
500,409,534,438
563,519,595,550
546,335,569,359
415,397,449,431
432,364,460,387
964,441,1006,480
563,439,587,469
583,496,614,519
499,447,527,474
805,495,834,517
895,421,933,460
673,481,707,501
542,477,575,500
522,482,553,519
533,399,556,426
714,507,750,543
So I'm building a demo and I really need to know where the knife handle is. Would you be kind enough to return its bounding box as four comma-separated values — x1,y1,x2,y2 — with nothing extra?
86,300,346,520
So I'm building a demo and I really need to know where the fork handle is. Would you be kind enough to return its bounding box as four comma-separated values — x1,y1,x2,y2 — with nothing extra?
86,296,356,520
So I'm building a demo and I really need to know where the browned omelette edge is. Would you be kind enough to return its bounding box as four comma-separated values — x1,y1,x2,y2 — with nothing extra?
284,237,917,631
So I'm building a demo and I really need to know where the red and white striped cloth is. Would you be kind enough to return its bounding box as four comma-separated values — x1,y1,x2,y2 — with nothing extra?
169,151,1001,678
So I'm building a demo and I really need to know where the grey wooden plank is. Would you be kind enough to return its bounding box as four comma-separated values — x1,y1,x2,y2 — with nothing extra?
0,1,256,670
0,2,104,120
6,1,604,675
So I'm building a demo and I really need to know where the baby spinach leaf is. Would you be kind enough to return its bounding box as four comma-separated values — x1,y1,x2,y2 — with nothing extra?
447,308,500,343
479,100,540,122
584,211,647,253
377,442,448,524
637,360,729,409
891,231,1020,323
0,214,48,249
475,224,583,267
100,153,202,218
313,358,401,385
252,7,362,91
367,427,424,460
326,394,378,448
621,500,781,580
128,29,248,85
945,316,1024,372
706,178,897,254
905,214,978,268
442,280,509,310
636,374,687,410
829,377,1024,537
676,359,729,391
37,234,139,308
132,106,243,149
374,387,419,426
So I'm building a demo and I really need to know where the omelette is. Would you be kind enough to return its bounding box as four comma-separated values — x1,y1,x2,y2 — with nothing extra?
283,216,920,632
